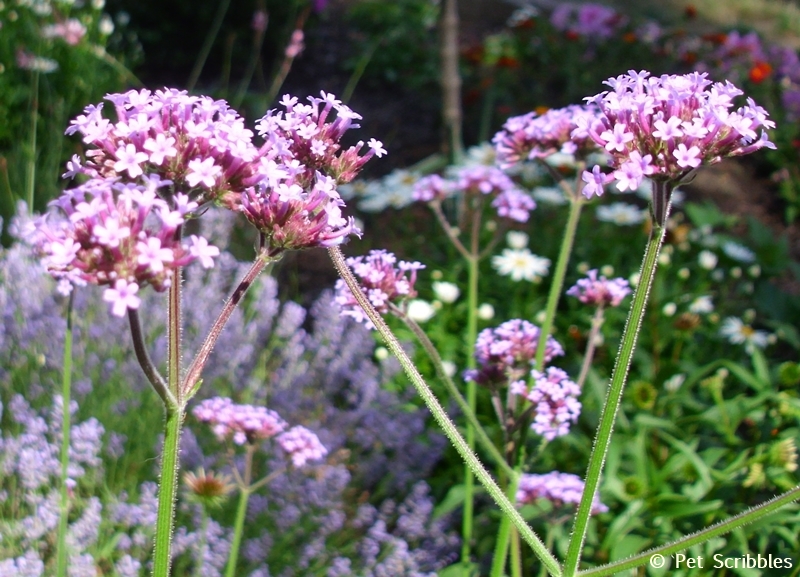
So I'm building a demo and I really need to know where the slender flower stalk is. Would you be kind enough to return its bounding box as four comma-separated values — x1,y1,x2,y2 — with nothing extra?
576,306,605,390
534,195,584,372
329,246,562,577
490,466,521,577
224,445,256,577
153,406,185,577
563,220,666,576
395,308,513,477
55,294,74,577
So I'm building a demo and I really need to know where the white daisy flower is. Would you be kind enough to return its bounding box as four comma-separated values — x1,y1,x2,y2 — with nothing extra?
532,186,568,206
721,241,756,263
492,248,551,282
596,203,648,226
406,299,436,323
506,230,529,249
688,295,714,314
719,317,770,353
698,250,718,270
432,281,460,304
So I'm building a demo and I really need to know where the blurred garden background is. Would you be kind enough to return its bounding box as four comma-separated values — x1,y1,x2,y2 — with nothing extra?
2,0,800,575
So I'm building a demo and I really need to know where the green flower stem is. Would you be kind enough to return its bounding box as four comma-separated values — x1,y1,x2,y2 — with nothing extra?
129,308,173,406
461,250,479,571
576,305,605,390
510,526,523,577
534,196,584,371
396,309,513,477
563,221,667,577
329,247,562,577
55,294,74,577
577,485,800,577
225,445,256,577
187,0,233,91
490,467,521,577
153,406,185,577
26,69,39,210
153,260,184,577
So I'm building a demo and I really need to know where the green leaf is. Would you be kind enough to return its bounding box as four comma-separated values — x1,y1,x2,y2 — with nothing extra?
684,201,738,228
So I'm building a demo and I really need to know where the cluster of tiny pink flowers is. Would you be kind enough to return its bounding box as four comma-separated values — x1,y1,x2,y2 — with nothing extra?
240,173,359,252
29,176,218,315
254,92,386,189
413,166,535,223
493,104,604,169
65,88,267,207
239,92,384,250
193,397,287,445
517,471,608,514
277,426,328,467
566,269,631,307
334,250,424,328
412,174,451,202
550,2,626,41
42,19,87,45
580,70,775,199
511,367,581,440
466,319,564,386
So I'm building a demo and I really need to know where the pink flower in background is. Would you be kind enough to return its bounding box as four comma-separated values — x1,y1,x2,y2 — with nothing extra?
511,367,582,440
193,397,287,445
334,250,424,328
277,426,328,467
567,269,631,307
517,472,607,514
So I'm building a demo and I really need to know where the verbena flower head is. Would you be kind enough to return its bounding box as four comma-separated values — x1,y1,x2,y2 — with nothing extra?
550,2,625,41
193,397,287,445
466,319,564,386
412,174,451,202
334,250,424,329
493,104,605,169
65,88,266,207
567,269,631,307
580,71,775,224
510,367,581,440
517,471,607,514
254,92,385,188
240,92,384,250
29,178,218,315
454,165,536,223
277,426,328,467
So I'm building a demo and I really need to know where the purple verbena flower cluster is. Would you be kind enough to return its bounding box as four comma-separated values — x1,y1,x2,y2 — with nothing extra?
550,2,626,41
412,165,536,223
193,397,288,446
241,93,385,251
277,426,328,468
334,249,424,328
64,88,265,207
517,471,608,514
466,319,565,386
28,178,217,312
493,104,605,168
566,269,631,307
510,367,581,440
580,71,775,200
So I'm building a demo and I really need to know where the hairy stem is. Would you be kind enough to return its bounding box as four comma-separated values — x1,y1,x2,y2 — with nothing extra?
225,445,255,577
129,308,173,407
55,294,74,577
329,246,561,576
152,406,184,577
563,221,666,576
576,306,605,390
534,196,584,371
397,310,513,477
